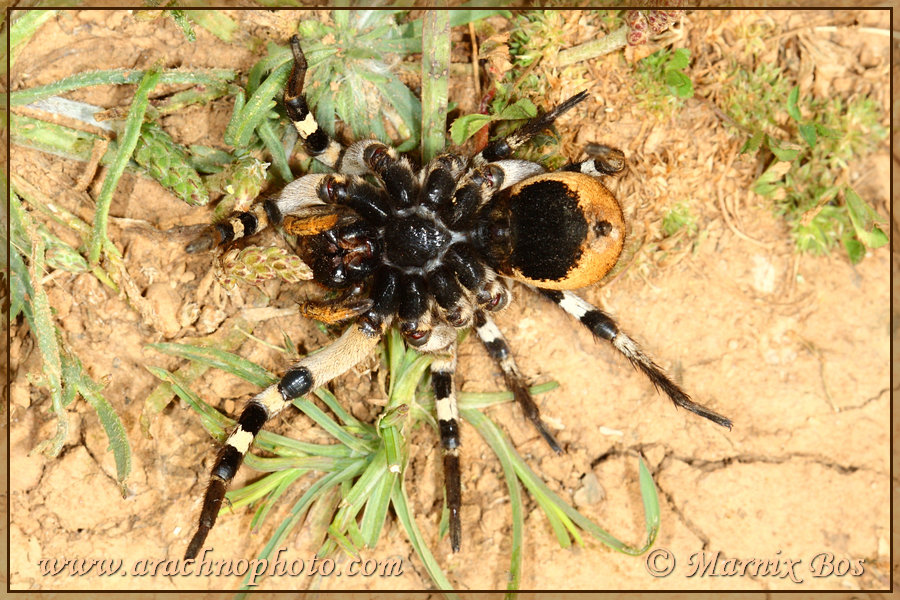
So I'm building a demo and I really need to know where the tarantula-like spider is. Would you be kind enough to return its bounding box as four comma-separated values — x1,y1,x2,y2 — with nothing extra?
184,37,731,560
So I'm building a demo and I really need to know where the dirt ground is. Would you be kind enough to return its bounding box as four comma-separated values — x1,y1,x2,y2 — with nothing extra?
7,9,892,593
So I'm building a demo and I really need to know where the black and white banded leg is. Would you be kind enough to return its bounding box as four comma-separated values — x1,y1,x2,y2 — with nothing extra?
473,310,563,453
429,339,462,552
185,174,335,252
185,319,386,559
474,91,589,165
539,289,733,429
562,143,627,177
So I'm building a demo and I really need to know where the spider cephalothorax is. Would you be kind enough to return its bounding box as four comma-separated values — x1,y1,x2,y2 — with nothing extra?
184,36,731,560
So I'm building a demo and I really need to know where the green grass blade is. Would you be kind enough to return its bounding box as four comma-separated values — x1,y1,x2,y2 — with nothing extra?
230,60,292,149
637,456,661,544
11,68,236,107
238,462,366,590
88,68,160,264
248,468,307,530
147,366,230,439
313,387,365,430
223,89,247,147
293,398,374,455
391,480,457,594
253,429,352,459
456,381,559,410
11,194,67,456
469,409,525,592
228,469,304,512
463,407,659,555
147,342,276,388
11,10,57,67
256,118,293,182
69,351,132,491
11,113,114,163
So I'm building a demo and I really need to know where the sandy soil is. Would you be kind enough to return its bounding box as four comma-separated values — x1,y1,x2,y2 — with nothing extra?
8,8,892,593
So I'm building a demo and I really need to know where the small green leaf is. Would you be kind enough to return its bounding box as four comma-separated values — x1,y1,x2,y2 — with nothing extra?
842,234,866,264
815,123,842,138
766,136,802,162
741,130,764,154
786,85,801,122
798,122,817,148
668,48,690,71
753,160,791,197
497,98,538,121
449,113,493,146
844,186,888,250
665,70,693,99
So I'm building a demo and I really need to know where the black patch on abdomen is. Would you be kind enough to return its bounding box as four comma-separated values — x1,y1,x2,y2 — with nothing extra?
509,180,587,281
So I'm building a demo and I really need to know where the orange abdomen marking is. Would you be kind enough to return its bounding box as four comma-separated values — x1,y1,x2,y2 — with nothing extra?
503,171,625,290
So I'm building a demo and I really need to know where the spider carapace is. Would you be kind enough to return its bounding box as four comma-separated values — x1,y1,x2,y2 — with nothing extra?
184,35,731,560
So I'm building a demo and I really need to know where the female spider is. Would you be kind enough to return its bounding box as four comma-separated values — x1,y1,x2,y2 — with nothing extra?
184,36,731,560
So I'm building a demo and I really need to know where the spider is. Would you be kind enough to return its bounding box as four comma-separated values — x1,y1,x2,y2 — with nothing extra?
183,36,732,560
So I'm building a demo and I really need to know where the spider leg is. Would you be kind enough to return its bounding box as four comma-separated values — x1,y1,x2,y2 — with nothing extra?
562,143,627,176
316,174,391,224
473,309,562,453
185,200,280,253
339,140,419,210
186,174,331,252
282,205,348,236
475,91,589,165
299,295,374,325
185,318,387,560
284,36,343,168
441,160,545,228
425,327,462,552
538,289,733,429
427,267,474,328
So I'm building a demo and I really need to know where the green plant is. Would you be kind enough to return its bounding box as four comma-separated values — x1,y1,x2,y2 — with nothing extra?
10,189,132,493
662,200,698,238
9,10,136,494
633,47,694,117
728,70,888,262
293,10,504,156
151,327,660,591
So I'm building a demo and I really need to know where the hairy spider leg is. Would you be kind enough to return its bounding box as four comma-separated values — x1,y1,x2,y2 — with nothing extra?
340,140,420,210
562,143,627,177
441,159,546,230
185,174,332,252
184,319,386,560
475,90,590,165
298,296,374,325
284,35,342,168
429,338,462,552
473,309,563,453
538,289,733,429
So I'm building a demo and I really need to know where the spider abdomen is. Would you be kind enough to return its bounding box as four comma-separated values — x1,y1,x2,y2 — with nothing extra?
489,171,625,290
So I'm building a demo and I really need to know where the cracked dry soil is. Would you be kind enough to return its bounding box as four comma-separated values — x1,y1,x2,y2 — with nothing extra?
8,8,891,592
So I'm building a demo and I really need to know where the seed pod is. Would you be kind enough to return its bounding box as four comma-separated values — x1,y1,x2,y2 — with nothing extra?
215,246,312,290
133,121,209,206
207,153,270,214
37,225,89,273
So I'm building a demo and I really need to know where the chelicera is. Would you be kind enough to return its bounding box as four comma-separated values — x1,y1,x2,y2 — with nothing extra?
184,35,731,560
